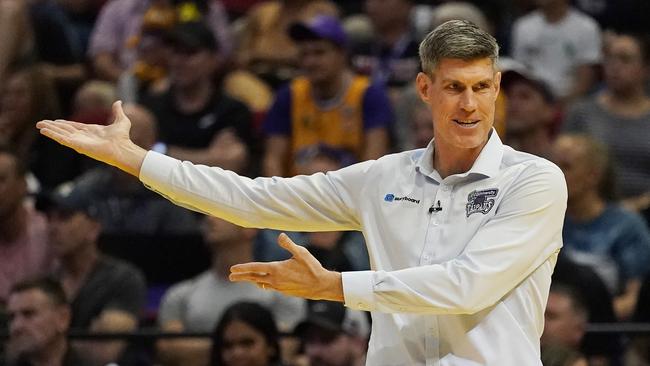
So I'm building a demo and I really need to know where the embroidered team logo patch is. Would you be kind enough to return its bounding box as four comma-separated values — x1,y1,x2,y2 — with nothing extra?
466,188,499,217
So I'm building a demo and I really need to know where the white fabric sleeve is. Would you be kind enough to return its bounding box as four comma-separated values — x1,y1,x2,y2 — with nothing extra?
575,18,602,64
342,164,567,314
139,151,368,232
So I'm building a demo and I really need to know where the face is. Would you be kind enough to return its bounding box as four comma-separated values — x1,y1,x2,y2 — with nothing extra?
550,136,596,202
365,0,411,29
504,79,553,134
297,40,346,86
416,58,500,155
169,48,219,89
541,292,585,348
0,153,26,218
413,105,434,148
202,216,248,248
48,211,99,258
304,327,357,366
8,289,69,358
0,71,33,128
124,104,157,150
221,320,275,366
603,34,648,93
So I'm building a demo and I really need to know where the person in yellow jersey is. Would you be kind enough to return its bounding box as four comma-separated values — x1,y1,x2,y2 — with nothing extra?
262,15,393,177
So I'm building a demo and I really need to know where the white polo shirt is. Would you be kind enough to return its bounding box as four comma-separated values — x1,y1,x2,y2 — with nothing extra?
140,131,567,365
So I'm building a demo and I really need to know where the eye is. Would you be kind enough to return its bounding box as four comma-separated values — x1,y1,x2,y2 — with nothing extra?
446,83,461,91
474,82,491,91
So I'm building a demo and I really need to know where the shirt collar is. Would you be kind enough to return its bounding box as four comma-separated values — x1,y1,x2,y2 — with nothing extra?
415,129,504,181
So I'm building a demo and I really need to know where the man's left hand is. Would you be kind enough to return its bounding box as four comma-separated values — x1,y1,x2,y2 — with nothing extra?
229,233,344,302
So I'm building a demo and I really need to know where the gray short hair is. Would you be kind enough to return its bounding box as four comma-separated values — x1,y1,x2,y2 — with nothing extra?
419,20,499,75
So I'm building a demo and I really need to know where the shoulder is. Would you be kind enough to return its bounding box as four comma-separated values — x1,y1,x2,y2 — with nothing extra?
97,255,145,283
513,10,543,28
163,271,210,299
501,147,567,193
567,8,600,29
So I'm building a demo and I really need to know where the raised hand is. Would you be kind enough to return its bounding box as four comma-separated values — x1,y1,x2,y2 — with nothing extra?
36,101,147,176
229,233,344,302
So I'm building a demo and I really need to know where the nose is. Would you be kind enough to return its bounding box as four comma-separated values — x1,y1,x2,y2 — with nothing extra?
459,89,477,112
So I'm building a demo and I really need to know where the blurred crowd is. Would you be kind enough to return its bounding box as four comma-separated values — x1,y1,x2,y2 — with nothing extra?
0,0,650,365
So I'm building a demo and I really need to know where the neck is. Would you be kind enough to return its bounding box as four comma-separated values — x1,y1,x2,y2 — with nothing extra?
29,337,67,366
541,3,568,23
212,240,254,279
507,126,552,158
313,70,351,100
567,191,606,221
174,81,214,114
0,205,26,242
61,243,98,278
377,23,410,48
433,140,486,179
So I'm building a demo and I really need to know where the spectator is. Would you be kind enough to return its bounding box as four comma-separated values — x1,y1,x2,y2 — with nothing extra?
142,21,255,173
62,103,200,236
45,182,147,365
541,344,588,366
3,277,92,366
349,0,419,90
294,300,369,366
235,0,339,89
563,29,650,214
0,0,33,85
210,301,282,366
262,15,392,177
500,61,557,158
88,0,231,82
551,134,650,320
392,86,433,150
0,147,52,305
510,0,601,101
157,216,305,366
541,284,589,354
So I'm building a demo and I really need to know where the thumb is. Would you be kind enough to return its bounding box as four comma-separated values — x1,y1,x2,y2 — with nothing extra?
277,233,307,258
111,100,129,125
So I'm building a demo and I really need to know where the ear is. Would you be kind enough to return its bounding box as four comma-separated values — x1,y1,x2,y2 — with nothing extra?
493,71,502,99
416,72,432,103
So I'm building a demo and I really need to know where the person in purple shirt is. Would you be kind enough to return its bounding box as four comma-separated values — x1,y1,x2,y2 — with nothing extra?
261,15,393,177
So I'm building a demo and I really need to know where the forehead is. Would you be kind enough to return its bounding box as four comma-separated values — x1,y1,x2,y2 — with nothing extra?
8,289,51,310
432,58,495,82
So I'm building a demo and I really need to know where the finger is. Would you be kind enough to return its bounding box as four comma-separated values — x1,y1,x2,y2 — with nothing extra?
277,233,307,258
230,262,272,274
229,271,270,283
39,128,72,146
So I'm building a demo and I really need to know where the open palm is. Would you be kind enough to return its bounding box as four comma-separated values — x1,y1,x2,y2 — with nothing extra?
36,101,146,176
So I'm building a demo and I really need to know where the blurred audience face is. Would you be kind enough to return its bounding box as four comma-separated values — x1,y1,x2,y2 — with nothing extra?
221,319,276,366
7,288,70,359
413,104,434,148
504,79,554,134
603,34,648,94
124,103,157,150
0,151,26,219
303,328,358,366
541,291,586,349
0,71,33,129
169,47,219,89
365,0,412,30
202,216,254,250
551,136,597,203
297,40,347,87
48,211,100,258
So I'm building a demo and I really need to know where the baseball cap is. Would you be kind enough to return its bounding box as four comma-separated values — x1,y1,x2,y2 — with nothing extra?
165,21,219,52
294,300,369,339
37,182,99,220
498,58,555,103
288,15,347,48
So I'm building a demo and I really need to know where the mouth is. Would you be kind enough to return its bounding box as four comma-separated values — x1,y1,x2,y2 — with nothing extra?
453,119,480,127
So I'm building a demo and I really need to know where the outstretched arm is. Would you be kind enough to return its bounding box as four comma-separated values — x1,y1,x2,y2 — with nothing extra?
36,101,147,176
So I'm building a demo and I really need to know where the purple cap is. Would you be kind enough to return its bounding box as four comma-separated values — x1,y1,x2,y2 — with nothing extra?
289,15,347,48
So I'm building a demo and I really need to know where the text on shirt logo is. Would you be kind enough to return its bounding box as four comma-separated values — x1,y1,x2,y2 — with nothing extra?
384,193,420,204
466,188,498,217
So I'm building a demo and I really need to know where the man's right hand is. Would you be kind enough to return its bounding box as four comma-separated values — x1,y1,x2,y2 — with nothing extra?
36,101,148,177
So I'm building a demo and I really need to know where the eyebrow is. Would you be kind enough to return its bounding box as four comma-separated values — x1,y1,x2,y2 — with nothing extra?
441,78,494,85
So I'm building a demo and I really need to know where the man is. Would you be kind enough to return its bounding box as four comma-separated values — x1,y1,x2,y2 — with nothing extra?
142,21,255,173
37,20,568,364
541,284,589,355
156,215,304,366
4,277,91,366
45,182,147,365
262,15,392,177
0,147,51,305
551,134,650,320
295,300,369,366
